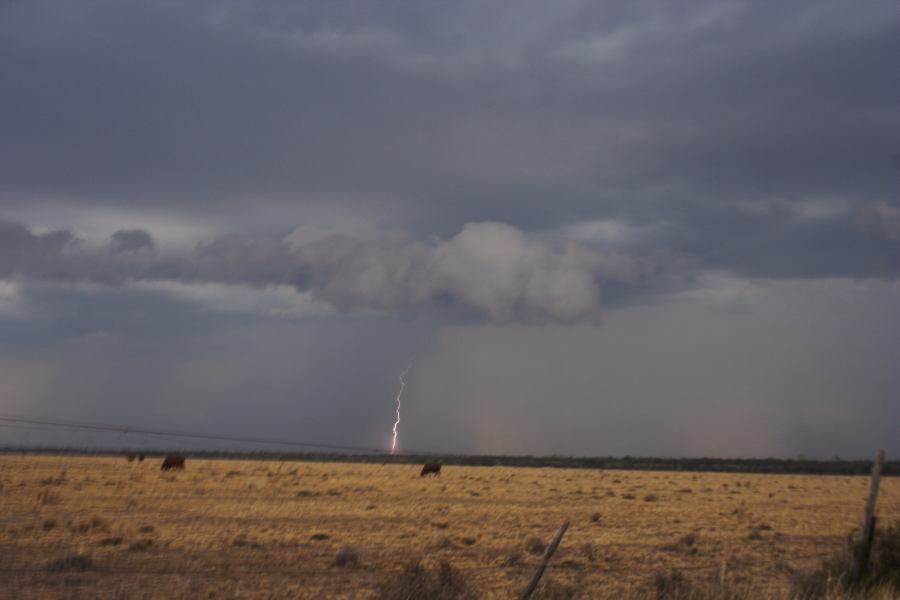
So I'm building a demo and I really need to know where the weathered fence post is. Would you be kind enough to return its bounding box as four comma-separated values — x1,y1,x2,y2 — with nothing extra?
519,521,570,600
849,449,885,586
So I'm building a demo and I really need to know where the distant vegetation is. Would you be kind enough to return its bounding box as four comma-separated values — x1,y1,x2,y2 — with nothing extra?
2,446,895,476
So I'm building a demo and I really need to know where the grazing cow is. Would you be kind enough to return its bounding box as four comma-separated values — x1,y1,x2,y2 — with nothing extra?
125,454,136,463
420,463,442,477
160,454,186,471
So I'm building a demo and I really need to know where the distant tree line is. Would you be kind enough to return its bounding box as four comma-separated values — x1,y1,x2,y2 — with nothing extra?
1,446,895,476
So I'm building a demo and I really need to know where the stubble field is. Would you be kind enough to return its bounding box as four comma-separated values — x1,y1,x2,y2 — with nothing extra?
0,455,897,599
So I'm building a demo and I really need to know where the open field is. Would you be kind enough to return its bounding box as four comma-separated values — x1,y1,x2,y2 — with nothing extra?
0,454,897,599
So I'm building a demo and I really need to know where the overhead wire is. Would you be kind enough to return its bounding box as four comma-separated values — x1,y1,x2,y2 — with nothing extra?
0,412,441,456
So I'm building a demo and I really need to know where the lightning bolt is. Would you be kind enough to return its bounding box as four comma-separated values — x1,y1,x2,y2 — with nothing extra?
391,363,412,454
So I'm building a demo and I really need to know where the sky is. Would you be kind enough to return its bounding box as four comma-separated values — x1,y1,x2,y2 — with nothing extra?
1,0,898,458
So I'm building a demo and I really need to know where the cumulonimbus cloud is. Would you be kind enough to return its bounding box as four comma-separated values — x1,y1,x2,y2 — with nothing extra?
0,220,634,323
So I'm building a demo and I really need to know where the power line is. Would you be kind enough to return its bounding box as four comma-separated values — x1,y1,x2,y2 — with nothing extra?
0,413,439,456
0,422,83,434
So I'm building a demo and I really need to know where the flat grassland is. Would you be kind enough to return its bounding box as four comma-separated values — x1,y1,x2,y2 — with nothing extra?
0,455,897,599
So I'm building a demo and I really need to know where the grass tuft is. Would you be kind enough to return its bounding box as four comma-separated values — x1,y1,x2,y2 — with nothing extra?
333,546,361,567
374,560,476,600
534,578,580,599
526,536,546,555
45,554,94,572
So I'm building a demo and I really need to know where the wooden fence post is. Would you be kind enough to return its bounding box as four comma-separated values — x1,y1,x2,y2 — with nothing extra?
519,521,570,600
850,449,885,586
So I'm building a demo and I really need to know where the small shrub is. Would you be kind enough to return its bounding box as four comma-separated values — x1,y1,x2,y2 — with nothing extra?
98,537,123,546
374,560,476,600
651,570,756,600
138,525,155,534
591,512,602,523
45,554,93,572
644,494,659,502
127,539,154,552
460,537,476,546
42,519,56,531
790,570,828,600
526,537,546,555
310,533,331,541
789,520,900,597
71,518,108,534
653,569,687,599
534,578,580,600
435,536,456,550
333,546,361,568
872,520,900,591
681,532,698,547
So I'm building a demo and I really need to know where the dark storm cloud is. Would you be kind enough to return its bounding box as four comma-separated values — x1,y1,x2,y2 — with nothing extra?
2,1,900,458
1,0,899,280
110,229,154,253
0,221,77,279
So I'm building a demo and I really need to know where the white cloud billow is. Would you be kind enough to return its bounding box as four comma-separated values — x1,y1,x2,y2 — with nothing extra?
0,220,634,323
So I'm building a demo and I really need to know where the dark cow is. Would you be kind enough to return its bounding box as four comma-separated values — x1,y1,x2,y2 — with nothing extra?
137,454,146,463
125,454,136,463
420,463,442,477
160,454,186,471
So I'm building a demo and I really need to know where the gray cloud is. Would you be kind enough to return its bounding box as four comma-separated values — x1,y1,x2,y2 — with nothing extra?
0,221,77,279
2,1,899,276
0,220,634,323
854,201,900,242
1,1,899,458
5,274,897,459
110,229,155,253
299,222,633,321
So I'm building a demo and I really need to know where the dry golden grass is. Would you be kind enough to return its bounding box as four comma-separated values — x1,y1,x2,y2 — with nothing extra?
0,454,897,599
